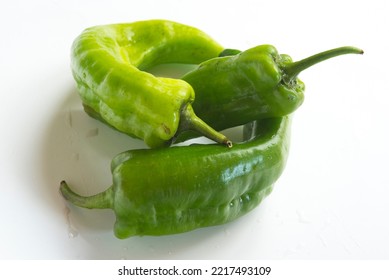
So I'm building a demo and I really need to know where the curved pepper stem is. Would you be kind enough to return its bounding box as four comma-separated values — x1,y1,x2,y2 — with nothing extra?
178,104,233,148
60,181,113,209
282,46,364,84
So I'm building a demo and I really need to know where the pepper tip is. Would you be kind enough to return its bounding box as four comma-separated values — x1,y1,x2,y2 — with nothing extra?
59,180,69,199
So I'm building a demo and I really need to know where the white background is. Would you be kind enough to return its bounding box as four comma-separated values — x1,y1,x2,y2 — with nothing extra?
1,0,388,260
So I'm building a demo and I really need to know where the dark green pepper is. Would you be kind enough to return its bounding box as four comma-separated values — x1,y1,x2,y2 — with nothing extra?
71,19,231,148
180,45,363,133
60,116,291,238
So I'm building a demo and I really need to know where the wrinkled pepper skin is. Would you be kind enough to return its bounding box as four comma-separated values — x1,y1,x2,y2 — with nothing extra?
71,20,230,148
181,45,363,134
60,116,291,238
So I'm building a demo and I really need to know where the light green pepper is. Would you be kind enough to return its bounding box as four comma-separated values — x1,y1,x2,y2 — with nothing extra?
71,19,231,148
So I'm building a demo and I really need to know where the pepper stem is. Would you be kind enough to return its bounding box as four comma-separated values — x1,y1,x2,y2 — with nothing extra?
59,180,113,209
178,104,233,147
282,46,363,84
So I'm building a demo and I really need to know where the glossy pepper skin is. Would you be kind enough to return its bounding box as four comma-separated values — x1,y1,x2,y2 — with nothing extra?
181,45,363,134
60,116,291,239
70,20,231,148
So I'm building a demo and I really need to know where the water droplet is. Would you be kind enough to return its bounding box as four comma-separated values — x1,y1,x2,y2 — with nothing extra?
86,128,99,138
64,206,78,239
350,235,362,249
296,209,311,224
343,245,352,254
68,228,78,238
318,234,328,248
66,110,73,127
283,248,297,257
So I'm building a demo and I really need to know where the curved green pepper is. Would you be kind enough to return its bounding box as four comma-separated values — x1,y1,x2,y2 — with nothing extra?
71,19,231,148
181,45,363,133
60,116,291,238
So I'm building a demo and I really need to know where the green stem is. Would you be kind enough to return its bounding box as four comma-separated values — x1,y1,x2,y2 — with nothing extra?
60,181,113,209
178,104,233,147
283,46,363,84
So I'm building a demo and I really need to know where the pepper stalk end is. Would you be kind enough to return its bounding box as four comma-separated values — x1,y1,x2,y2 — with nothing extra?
282,46,364,84
60,180,113,209
177,104,233,148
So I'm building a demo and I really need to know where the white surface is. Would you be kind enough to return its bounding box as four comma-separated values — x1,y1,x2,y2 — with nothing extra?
1,0,388,260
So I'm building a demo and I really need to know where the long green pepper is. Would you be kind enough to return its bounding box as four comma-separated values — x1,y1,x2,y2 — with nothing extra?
60,117,290,238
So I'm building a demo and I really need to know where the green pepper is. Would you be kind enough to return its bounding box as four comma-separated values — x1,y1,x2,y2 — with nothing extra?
60,116,291,238
180,45,363,133
71,19,231,148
